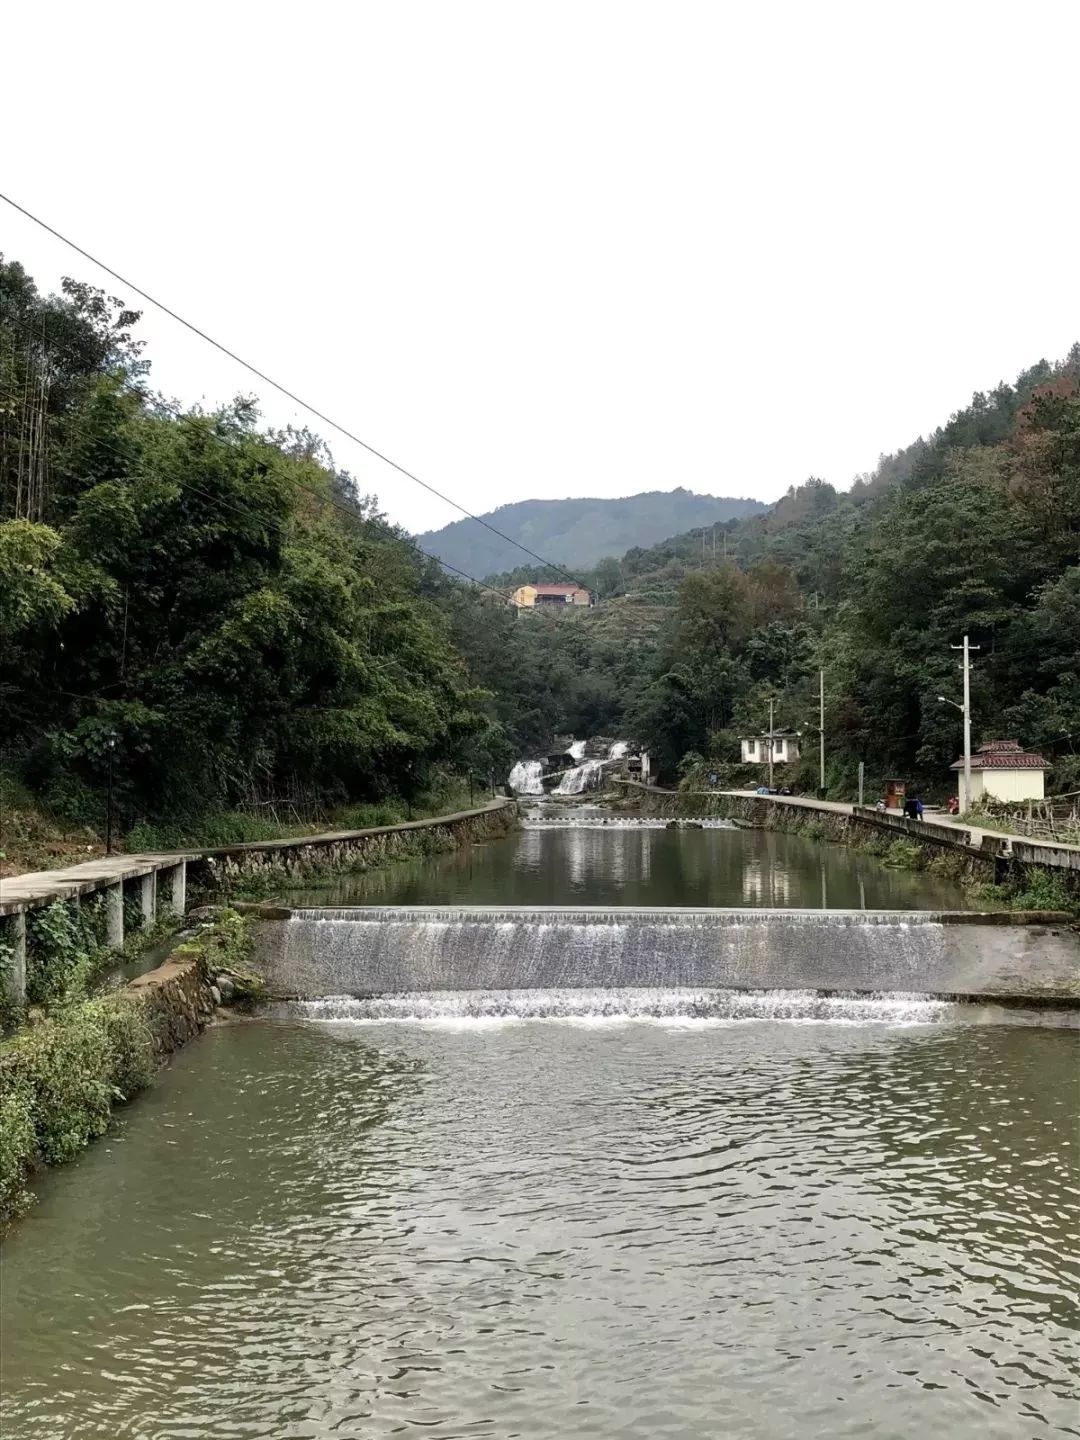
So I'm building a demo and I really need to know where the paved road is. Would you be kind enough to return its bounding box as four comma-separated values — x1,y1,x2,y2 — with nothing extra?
695,788,1078,857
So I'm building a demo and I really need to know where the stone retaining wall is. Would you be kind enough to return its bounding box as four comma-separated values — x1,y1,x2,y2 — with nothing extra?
189,799,517,895
120,950,216,1054
618,787,999,885
617,784,1080,899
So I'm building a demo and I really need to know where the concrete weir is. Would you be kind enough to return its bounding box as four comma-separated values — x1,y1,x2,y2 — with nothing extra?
253,905,1080,1004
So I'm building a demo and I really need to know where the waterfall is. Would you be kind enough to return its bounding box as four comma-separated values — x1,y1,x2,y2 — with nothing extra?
568,740,587,760
554,758,605,795
508,759,544,794
266,906,973,999
256,905,1077,1010
608,740,629,760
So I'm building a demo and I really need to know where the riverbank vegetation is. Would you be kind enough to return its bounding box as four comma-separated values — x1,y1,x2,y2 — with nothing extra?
457,347,1079,800
0,907,251,1229
0,258,506,867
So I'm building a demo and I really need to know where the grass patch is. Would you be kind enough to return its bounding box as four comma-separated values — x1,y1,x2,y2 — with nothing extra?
967,869,1077,915
883,839,927,871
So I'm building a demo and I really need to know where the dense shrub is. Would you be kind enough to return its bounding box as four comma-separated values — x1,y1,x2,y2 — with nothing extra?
0,1075,36,1224
884,839,926,870
0,996,158,1225
25,899,100,1005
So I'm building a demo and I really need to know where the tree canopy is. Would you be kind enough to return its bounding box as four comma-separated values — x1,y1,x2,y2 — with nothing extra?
0,258,494,833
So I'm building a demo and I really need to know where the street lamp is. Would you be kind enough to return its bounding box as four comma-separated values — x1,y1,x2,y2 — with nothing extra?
937,694,968,810
105,731,118,855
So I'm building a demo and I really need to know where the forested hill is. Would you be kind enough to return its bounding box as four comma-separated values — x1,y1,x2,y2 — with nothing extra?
4,248,1077,853
416,489,765,576
447,346,1080,799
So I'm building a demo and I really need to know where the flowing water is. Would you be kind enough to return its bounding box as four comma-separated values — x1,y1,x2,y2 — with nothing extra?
3,823,1077,1439
507,760,544,795
1,1018,1076,1439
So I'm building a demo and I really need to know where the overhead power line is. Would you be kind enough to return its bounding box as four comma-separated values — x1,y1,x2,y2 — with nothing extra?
0,329,511,602
0,191,586,588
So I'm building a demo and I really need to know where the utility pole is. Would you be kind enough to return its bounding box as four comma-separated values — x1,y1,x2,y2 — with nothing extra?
857,760,865,808
818,669,826,796
950,635,980,810
767,697,775,791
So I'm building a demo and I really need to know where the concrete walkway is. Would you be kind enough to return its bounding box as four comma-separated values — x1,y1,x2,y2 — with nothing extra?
0,851,198,917
719,789,1080,857
612,781,1080,860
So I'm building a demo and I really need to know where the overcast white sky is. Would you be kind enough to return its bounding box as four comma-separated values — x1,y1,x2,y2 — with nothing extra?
2,1,1078,539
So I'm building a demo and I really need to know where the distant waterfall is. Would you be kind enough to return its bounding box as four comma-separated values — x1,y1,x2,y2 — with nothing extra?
568,740,587,761
508,760,544,795
554,758,605,795
608,741,629,760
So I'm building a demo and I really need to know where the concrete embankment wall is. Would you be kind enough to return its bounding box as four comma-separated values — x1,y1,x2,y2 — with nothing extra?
250,904,1080,1003
616,785,1080,897
189,799,517,895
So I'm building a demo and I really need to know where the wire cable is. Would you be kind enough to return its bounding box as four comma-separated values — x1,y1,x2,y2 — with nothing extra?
0,191,587,589
0,314,514,601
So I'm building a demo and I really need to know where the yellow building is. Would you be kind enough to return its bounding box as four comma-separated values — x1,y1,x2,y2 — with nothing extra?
510,583,591,609
949,738,1048,804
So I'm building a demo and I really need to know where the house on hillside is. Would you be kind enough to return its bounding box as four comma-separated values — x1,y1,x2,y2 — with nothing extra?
510,583,592,609
950,738,1048,804
740,731,802,766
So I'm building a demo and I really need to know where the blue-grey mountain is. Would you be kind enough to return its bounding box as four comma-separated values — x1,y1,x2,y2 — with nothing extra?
416,488,765,576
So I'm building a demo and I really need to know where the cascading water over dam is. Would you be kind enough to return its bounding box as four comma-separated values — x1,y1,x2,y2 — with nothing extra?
257,905,1079,1004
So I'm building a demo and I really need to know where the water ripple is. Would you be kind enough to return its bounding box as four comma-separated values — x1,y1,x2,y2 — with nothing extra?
1,1021,1077,1439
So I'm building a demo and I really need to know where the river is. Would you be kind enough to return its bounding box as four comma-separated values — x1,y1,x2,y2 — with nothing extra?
276,809,976,909
2,822,1077,1439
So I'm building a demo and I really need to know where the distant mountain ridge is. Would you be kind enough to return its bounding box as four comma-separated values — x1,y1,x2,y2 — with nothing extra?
416,488,766,576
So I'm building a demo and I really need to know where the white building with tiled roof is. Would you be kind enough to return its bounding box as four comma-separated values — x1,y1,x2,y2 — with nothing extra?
949,738,1048,803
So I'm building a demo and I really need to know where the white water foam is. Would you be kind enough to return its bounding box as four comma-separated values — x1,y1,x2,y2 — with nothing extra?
264,987,1046,1027
508,759,544,794
554,759,606,795
521,816,735,829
